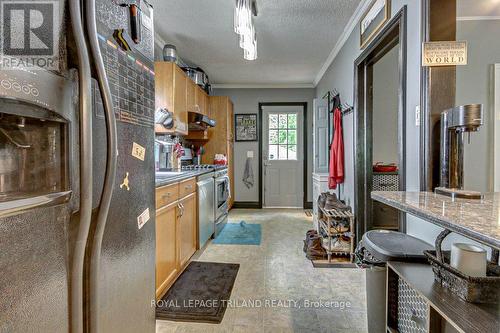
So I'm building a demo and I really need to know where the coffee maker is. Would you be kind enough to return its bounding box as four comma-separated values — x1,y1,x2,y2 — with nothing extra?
435,104,483,199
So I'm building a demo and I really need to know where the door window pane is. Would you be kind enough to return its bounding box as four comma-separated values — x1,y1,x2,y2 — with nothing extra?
288,145,297,160
288,114,297,129
269,130,278,144
278,145,288,160
269,114,278,129
278,130,287,144
278,114,287,129
267,112,299,161
287,130,296,145
269,145,278,160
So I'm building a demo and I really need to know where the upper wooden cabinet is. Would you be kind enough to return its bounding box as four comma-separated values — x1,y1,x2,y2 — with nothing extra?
154,62,188,135
155,62,211,135
195,85,207,116
204,96,235,209
186,78,196,113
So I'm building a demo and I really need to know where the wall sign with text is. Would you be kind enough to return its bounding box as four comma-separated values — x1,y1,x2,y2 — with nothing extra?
235,114,258,142
422,41,468,67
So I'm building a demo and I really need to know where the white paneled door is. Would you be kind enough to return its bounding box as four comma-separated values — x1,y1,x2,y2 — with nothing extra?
262,105,303,208
313,98,329,173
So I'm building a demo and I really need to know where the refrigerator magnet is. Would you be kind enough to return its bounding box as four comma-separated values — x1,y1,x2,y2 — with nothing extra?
137,208,150,230
131,142,146,161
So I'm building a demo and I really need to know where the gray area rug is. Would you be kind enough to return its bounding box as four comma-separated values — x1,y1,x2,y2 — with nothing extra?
156,261,239,323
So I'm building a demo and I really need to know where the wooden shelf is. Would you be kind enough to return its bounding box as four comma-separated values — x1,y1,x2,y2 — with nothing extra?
387,261,499,333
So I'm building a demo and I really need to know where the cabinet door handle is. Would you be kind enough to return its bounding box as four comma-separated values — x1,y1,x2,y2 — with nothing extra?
178,203,185,217
162,192,171,199
185,184,192,190
177,203,183,218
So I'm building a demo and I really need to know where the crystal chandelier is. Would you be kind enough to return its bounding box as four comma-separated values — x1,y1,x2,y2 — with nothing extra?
234,0,257,60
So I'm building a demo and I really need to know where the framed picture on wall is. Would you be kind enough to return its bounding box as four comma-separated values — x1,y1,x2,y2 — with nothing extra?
235,114,258,142
360,0,391,49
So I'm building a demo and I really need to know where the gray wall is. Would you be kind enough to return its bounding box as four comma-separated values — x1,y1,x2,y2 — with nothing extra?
457,20,500,192
316,0,422,211
314,1,494,252
372,46,399,164
213,88,315,203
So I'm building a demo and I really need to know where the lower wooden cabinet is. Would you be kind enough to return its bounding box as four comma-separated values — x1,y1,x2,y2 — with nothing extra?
155,178,197,299
178,193,197,268
155,202,178,298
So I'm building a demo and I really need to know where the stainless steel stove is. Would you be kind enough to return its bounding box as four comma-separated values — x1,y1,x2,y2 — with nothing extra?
183,164,229,238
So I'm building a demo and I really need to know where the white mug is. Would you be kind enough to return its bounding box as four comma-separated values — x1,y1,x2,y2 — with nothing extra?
450,243,487,277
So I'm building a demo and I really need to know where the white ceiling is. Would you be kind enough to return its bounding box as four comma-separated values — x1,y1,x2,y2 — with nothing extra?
149,0,361,86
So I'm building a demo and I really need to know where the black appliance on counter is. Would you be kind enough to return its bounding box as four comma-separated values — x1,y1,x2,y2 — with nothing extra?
0,0,156,332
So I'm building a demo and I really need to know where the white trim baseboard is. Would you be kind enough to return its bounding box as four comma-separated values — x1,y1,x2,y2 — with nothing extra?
457,16,500,21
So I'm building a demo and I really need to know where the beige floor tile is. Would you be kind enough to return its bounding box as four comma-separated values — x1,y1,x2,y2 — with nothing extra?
156,209,367,333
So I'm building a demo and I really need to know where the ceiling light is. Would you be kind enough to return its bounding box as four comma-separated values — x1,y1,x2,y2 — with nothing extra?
234,0,257,61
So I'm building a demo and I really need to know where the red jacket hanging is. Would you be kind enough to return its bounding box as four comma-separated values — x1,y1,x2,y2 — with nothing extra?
329,107,344,189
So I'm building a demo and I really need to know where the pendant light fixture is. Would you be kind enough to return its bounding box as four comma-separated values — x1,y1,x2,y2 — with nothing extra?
234,0,257,60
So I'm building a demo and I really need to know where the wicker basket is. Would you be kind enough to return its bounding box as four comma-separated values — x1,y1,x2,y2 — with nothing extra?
424,230,500,304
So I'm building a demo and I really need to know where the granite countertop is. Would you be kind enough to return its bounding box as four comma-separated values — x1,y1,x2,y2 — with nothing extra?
371,191,500,249
155,170,211,187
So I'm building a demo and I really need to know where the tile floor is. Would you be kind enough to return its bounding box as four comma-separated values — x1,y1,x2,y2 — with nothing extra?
156,209,368,333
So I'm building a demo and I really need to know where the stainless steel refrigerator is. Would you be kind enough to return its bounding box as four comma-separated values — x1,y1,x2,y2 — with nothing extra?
0,0,156,332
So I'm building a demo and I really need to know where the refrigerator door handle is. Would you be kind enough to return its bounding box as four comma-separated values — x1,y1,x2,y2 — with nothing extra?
69,0,93,331
86,0,118,332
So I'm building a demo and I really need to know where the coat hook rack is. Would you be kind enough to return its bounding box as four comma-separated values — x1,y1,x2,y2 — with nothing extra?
341,103,353,116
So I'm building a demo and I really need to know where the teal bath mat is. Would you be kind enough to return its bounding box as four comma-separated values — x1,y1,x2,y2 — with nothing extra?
212,221,261,245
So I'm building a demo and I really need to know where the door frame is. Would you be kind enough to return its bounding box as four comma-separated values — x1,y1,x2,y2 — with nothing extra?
353,6,407,241
258,102,308,209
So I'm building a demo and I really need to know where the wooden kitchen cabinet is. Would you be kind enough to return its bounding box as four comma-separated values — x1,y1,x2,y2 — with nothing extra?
155,177,198,299
195,85,206,116
155,202,178,299
186,78,196,113
204,96,235,209
154,62,188,135
178,193,197,269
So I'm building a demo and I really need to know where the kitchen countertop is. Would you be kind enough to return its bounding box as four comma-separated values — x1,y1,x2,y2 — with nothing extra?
155,170,212,187
371,191,500,249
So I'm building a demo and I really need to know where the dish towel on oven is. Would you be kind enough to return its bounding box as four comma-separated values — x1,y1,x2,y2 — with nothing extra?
329,107,344,189
242,157,254,189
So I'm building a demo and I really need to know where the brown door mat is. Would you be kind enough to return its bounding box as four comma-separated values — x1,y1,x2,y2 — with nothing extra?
156,261,239,323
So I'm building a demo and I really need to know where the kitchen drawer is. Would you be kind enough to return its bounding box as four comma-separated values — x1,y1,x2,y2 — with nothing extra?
179,178,196,198
156,183,179,208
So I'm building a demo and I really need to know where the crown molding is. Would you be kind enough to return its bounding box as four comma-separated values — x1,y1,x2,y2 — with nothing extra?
212,83,315,89
313,0,372,87
457,16,500,21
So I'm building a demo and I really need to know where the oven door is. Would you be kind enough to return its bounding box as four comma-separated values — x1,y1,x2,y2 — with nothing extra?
215,175,229,219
